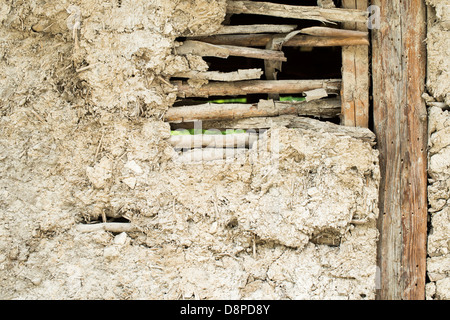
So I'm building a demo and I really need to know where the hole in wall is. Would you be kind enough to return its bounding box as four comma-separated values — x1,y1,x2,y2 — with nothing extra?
170,0,354,159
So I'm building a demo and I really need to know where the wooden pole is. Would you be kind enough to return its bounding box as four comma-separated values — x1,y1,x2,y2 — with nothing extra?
172,79,341,98
165,98,340,122
372,0,428,300
227,1,369,24
299,26,368,38
190,24,298,36
341,0,370,128
175,40,286,61
192,33,370,47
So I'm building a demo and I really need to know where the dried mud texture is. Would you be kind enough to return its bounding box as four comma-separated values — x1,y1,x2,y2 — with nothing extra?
427,107,450,300
425,0,450,300
426,1,450,106
1,1,380,299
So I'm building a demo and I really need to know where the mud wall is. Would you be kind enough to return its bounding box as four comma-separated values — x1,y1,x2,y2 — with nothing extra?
0,0,382,299
426,0,450,300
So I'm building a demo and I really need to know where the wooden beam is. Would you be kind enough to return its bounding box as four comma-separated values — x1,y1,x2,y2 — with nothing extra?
175,40,286,61
172,79,341,98
372,0,428,300
227,1,369,24
190,24,298,36
173,69,263,81
192,33,370,47
165,98,340,122
341,0,370,128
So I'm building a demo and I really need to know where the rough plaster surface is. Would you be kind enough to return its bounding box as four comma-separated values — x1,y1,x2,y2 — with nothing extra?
427,107,450,300
425,0,450,301
0,0,382,299
426,0,450,106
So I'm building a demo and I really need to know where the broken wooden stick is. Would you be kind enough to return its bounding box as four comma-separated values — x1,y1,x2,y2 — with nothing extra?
227,1,369,24
299,26,368,38
76,223,138,233
170,133,259,149
175,40,286,61
173,69,263,81
191,24,298,36
172,79,341,98
165,98,341,122
192,33,369,47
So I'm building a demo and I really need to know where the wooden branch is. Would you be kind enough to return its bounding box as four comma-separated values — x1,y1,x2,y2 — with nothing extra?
177,116,376,146
191,24,298,36
173,69,263,81
227,1,369,24
299,26,368,38
191,33,370,47
170,133,258,149
172,79,341,98
76,223,138,233
175,40,286,61
372,0,428,300
165,98,340,122
175,148,248,162
341,0,370,128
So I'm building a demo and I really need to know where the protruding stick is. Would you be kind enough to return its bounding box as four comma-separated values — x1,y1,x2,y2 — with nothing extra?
172,79,341,98
175,40,286,61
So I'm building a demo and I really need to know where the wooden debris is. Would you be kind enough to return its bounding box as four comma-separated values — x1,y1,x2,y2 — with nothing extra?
76,223,138,233
227,1,369,24
341,0,370,128
192,33,370,47
299,26,368,38
191,24,298,36
191,115,376,146
172,79,341,98
170,133,258,149
173,69,263,82
165,98,341,122
175,40,286,61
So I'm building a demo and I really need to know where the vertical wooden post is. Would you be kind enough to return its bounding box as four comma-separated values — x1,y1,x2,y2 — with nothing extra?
341,0,370,128
372,0,428,299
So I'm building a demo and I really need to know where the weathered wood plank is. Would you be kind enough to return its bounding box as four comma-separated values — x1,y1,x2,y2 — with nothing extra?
165,98,340,122
227,1,369,24
190,24,298,36
341,0,370,128
372,0,428,300
174,40,286,61
192,33,370,47
172,79,341,98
